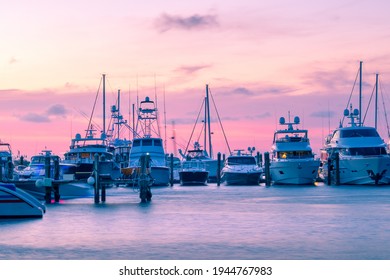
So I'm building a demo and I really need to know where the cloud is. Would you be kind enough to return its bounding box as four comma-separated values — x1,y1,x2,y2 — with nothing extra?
175,64,212,75
155,13,218,32
20,113,50,123
9,56,17,64
46,104,67,116
310,111,336,118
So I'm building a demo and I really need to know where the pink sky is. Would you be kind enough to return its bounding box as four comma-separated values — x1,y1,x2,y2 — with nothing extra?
2,0,390,159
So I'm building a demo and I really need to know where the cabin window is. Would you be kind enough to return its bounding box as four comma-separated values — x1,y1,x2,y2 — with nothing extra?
347,147,387,156
154,139,162,146
277,151,313,159
341,129,379,138
142,139,153,146
227,157,256,165
133,140,141,147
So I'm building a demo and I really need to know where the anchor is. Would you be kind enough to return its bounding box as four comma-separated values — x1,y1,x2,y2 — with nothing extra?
367,169,387,185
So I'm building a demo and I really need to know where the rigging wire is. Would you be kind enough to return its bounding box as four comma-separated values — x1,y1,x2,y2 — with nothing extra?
379,79,390,138
209,88,232,155
85,76,103,142
362,83,376,125
184,98,205,155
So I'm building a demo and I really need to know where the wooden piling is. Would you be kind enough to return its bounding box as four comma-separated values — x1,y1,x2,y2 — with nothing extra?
335,152,340,186
139,154,152,203
217,152,221,186
53,156,60,202
94,153,100,204
44,153,52,204
257,152,263,167
170,153,174,186
264,152,271,186
327,158,332,185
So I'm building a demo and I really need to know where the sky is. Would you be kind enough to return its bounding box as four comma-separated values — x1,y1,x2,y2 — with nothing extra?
2,0,390,159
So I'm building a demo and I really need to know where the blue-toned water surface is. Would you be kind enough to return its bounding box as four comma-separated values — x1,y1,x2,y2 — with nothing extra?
1,183,390,260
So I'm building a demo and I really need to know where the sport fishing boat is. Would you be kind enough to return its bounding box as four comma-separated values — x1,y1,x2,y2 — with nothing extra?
0,182,46,218
221,150,263,185
179,159,209,186
270,115,320,185
124,96,170,186
63,126,121,181
319,105,390,185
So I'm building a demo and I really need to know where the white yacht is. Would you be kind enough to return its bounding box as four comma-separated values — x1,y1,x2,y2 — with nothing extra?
125,97,170,186
0,182,46,218
319,106,390,185
270,115,320,185
221,150,263,185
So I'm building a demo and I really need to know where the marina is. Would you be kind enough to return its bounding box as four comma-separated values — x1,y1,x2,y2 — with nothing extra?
2,183,390,260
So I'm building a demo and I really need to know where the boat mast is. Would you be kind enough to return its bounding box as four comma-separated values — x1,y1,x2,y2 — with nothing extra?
117,89,121,139
103,73,106,138
359,61,363,126
375,73,378,129
205,84,212,158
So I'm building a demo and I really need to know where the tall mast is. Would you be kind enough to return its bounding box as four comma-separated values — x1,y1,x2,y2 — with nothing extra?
359,61,363,126
375,73,379,129
117,89,121,139
206,84,212,158
102,73,106,137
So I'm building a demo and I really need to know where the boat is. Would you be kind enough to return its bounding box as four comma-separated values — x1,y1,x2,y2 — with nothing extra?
179,85,230,182
319,105,390,184
0,142,15,181
179,159,209,185
319,62,390,185
269,114,320,185
180,141,218,182
0,182,46,218
63,127,121,181
123,96,170,186
221,150,263,185
13,150,94,199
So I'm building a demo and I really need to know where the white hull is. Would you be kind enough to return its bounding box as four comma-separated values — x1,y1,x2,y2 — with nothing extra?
0,183,46,218
328,156,390,185
270,159,320,185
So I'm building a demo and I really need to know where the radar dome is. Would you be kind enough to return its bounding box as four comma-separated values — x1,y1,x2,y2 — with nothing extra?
279,117,285,124
75,133,82,140
343,109,349,116
353,108,359,116
294,116,300,124
145,96,150,102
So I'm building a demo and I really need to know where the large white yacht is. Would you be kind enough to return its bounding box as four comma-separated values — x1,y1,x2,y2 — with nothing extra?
270,115,320,185
125,96,170,186
319,106,390,185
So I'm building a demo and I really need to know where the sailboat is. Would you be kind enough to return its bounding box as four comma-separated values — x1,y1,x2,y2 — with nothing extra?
179,84,230,182
319,62,390,185
63,74,121,181
125,96,170,186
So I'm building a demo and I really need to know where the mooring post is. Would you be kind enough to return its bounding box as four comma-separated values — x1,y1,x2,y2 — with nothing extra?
217,152,221,186
264,152,271,186
170,153,174,186
327,158,332,185
139,154,152,203
257,152,263,167
7,156,13,180
335,152,340,186
53,156,60,202
94,153,100,204
44,152,52,204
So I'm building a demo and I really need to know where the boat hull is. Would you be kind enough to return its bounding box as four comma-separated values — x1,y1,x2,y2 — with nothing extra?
270,159,320,185
324,156,390,185
179,171,209,186
0,183,45,218
222,171,262,185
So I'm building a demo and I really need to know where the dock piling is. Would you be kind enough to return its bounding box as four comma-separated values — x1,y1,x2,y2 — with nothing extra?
217,152,221,186
264,152,271,186
170,153,174,186
94,153,100,204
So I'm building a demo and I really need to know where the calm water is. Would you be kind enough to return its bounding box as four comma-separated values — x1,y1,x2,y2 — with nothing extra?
1,183,390,260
